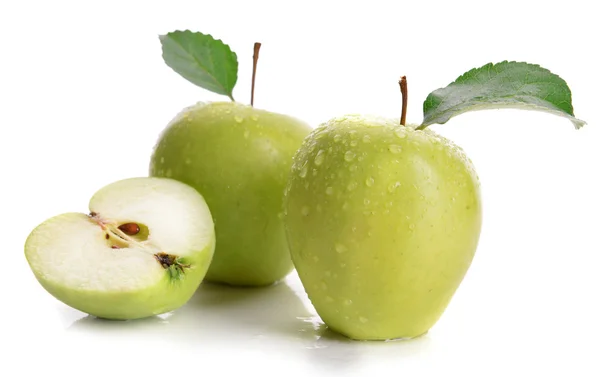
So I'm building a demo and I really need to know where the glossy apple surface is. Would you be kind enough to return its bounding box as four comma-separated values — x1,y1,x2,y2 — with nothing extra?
151,101,311,286
284,115,482,340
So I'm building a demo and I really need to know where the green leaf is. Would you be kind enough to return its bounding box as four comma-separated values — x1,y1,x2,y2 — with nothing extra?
160,30,238,100
419,61,586,130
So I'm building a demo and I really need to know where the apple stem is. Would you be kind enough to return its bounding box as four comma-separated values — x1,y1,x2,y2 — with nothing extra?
399,76,408,126
251,42,261,106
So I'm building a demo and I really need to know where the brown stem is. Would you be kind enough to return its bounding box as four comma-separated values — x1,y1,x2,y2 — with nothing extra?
399,76,408,126
251,42,262,106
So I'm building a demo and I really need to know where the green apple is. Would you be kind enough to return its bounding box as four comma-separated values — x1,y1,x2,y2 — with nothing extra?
283,115,482,340
24,177,215,320
150,101,311,286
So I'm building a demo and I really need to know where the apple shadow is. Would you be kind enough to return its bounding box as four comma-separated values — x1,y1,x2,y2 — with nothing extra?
68,273,432,368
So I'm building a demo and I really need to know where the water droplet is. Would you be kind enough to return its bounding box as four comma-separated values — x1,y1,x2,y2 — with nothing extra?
325,271,331,277
388,182,401,193
320,282,328,290
325,186,334,195
277,212,285,220
388,144,402,154
333,134,342,143
349,164,358,172
244,129,250,139
359,316,369,323
347,181,357,191
342,202,350,210
344,299,353,306
301,206,310,216
234,115,243,123
335,243,347,253
325,296,334,303
299,163,308,178
365,177,374,187
349,130,358,139
314,150,325,166
344,151,356,162
362,135,371,143
251,114,259,121
364,199,370,205
409,223,415,230
350,140,358,147
185,157,192,165
313,255,320,262
395,128,407,138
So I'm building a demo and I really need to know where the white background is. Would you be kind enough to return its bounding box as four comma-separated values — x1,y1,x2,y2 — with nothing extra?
1,0,598,375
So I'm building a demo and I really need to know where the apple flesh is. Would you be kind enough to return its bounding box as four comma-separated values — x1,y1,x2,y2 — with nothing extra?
24,177,215,320
150,101,311,286
284,115,482,340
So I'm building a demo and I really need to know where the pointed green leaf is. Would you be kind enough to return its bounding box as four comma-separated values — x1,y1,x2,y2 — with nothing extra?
419,61,586,130
160,30,238,100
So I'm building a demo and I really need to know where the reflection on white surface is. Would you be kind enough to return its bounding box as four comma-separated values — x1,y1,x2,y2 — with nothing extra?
67,273,432,369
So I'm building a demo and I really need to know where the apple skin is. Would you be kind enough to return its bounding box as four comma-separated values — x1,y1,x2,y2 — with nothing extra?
283,115,482,340
150,102,311,286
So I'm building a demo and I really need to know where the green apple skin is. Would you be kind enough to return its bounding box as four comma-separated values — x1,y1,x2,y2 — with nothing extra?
284,115,482,340
150,101,312,286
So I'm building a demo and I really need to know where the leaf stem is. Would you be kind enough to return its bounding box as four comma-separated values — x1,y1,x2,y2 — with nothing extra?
399,76,408,126
251,42,261,106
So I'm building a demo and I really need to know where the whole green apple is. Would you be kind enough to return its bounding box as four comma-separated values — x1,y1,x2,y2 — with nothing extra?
150,101,311,286
283,115,482,340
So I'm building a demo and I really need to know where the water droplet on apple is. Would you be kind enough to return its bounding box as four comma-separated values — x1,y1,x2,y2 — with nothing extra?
362,135,371,143
313,255,320,262
333,134,342,143
299,162,308,178
251,114,259,121
325,271,331,277
409,223,415,230
342,202,350,210
349,130,358,139
388,144,402,154
234,115,243,123
325,186,334,195
344,299,353,306
347,181,357,191
301,206,310,216
387,182,401,193
350,140,358,147
359,316,369,323
277,212,285,219
335,243,347,253
364,198,370,205
320,282,328,290
314,150,325,166
349,164,358,172
365,177,375,187
344,151,356,162
325,296,334,303
185,157,192,165
395,128,407,138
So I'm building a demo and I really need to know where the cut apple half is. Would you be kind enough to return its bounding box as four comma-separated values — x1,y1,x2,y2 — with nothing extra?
24,177,215,320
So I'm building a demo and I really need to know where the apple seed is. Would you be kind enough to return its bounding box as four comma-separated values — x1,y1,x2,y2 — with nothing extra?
118,223,140,236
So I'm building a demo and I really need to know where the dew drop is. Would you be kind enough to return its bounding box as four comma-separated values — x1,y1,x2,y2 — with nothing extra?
344,299,353,306
313,255,320,262
349,130,358,138
362,135,371,143
350,140,358,147
234,115,243,123
314,150,325,166
395,128,407,138
299,163,308,178
349,164,358,172
251,115,259,121
347,181,358,191
342,202,350,210
335,243,347,253
301,206,310,216
388,182,401,193
365,177,375,187
359,316,369,323
325,186,334,195
409,223,415,230
344,151,356,162
388,144,402,154
364,198,370,205
277,212,285,220
333,134,342,143
325,296,334,303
